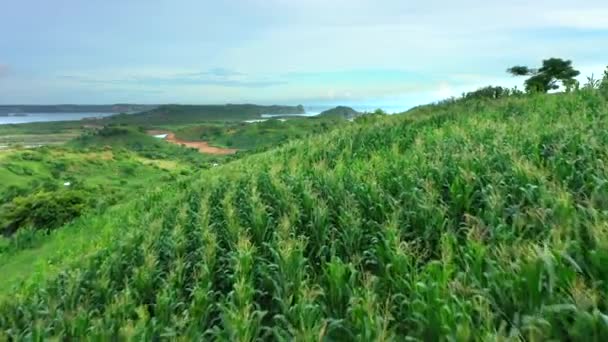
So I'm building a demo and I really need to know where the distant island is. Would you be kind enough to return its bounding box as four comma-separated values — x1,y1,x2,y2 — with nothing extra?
0,104,158,114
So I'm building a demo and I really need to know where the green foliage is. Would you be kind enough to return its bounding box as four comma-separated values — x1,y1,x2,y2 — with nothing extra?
506,65,532,76
70,126,209,165
318,106,362,119
508,58,581,93
1,91,608,340
175,116,347,151
0,141,197,239
106,104,306,126
601,66,608,98
0,190,88,235
2,163,34,176
353,109,387,124
462,85,519,100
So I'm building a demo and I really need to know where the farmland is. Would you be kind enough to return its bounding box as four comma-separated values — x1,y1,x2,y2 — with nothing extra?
1,88,607,340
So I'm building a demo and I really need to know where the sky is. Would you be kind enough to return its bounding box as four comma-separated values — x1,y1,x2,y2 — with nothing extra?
0,0,607,108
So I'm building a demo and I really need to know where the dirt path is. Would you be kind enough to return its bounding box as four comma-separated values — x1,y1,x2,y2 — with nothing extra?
148,130,237,155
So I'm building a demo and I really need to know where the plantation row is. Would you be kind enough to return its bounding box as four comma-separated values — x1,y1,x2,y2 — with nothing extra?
1,91,608,340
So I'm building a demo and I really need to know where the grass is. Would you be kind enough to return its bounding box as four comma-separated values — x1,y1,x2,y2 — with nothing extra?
67,126,221,165
0,135,198,255
0,146,181,195
174,116,348,150
1,90,608,340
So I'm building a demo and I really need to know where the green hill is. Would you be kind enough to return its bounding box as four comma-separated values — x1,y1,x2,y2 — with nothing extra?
1,91,608,340
317,105,362,119
174,116,347,151
105,104,306,126
68,126,212,163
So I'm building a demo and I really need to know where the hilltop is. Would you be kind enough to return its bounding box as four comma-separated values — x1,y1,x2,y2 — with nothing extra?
1,89,608,340
318,105,362,119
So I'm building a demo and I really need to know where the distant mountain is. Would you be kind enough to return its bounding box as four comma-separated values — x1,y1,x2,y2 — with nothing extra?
104,104,306,126
0,104,157,114
317,106,362,119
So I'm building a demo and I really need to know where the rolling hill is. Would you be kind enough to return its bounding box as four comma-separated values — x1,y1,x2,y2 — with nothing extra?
317,106,362,119
1,90,608,340
104,104,306,126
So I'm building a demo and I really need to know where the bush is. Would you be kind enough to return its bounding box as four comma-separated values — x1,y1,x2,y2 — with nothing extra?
0,190,89,236
97,126,130,137
463,86,513,100
3,163,34,176
601,66,608,98
19,152,43,162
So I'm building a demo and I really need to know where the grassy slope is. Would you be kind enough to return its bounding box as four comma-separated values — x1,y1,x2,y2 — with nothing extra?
175,116,347,150
1,92,608,340
67,127,223,164
0,127,202,197
317,105,362,119
0,148,178,192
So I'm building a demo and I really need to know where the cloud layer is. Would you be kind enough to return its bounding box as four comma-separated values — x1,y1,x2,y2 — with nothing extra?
0,0,607,105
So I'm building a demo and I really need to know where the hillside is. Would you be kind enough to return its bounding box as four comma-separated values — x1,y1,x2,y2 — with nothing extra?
105,104,306,126
1,91,608,340
68,126,219,164
318,105,362,119
174,116,348,151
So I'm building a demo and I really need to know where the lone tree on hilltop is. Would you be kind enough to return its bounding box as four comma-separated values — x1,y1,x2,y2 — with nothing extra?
508,58,580,93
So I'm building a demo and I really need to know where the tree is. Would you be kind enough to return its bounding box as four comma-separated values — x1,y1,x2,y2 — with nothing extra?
463,86,511,100
507,58,580,93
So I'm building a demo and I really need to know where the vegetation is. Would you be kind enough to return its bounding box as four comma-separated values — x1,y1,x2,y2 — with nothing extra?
106,104,306,126
601,66,608,97
1,85,607,339
462,85,523,100
317,106,362,119
0,138,197,240
508,58,580,93
69,126,212,165
0,189,89,236
174,116,348,151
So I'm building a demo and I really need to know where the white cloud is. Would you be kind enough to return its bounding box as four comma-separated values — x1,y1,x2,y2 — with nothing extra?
2,0,608,103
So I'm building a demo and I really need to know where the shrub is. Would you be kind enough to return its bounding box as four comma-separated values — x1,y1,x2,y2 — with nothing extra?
0,190,89,236
463,86,513,100
3,163,34,176
601,66,608,98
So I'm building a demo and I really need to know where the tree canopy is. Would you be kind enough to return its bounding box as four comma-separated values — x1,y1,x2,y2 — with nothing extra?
508,58,580,93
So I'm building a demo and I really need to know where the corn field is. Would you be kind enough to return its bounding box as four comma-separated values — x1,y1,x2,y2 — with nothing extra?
1,91,608,340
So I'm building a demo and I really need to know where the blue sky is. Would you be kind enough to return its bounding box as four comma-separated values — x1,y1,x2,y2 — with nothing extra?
0,0,607,108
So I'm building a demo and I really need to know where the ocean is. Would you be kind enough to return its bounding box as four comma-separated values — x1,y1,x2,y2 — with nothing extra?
0,112,117,125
